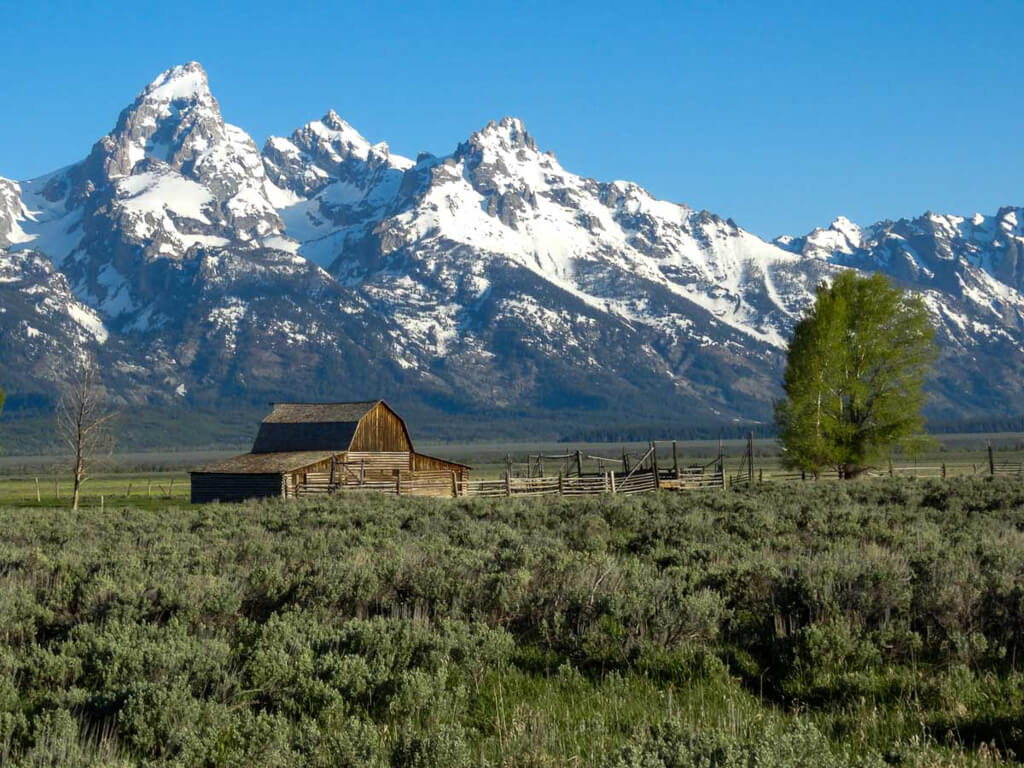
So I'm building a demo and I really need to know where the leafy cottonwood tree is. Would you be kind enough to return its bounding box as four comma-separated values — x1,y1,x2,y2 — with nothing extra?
775,271,937,478
56,357,115,510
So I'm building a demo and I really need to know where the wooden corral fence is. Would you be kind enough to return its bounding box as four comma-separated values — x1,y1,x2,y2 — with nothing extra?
294,441,726,499
730,435,1024,486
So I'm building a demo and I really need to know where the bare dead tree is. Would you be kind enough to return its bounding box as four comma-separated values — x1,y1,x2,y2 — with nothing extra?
56,356,115,511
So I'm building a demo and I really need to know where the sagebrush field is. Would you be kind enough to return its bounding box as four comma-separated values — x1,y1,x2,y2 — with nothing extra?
1,479,1022,766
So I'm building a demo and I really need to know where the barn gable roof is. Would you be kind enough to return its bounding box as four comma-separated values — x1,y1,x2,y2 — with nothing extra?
192,451,342,474
250,400,405,454
261,402,380,424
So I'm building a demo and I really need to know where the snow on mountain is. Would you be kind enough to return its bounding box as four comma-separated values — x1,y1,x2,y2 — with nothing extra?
2,61,1024,425
5,62,293,330
777,208,1024,412
273,115,829,356
775,215,864,259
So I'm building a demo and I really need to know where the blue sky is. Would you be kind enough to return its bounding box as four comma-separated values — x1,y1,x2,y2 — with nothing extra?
1,0,1020,238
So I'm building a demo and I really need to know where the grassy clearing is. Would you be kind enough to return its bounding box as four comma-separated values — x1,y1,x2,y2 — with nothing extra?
0,479,1022,766
3,434,1023,502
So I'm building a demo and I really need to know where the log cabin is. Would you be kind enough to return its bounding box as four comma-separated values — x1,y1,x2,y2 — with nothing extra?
190,400,470,502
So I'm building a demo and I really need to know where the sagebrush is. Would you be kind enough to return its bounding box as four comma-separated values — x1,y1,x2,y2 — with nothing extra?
0,478,1021,766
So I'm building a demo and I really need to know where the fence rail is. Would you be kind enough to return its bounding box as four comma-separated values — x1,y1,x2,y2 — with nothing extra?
290,439,1023,501
730,460,1023,487
295,466,725,499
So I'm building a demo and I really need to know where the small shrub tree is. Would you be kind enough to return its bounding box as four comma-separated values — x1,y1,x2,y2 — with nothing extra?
56,356,115,510
775,271,936,478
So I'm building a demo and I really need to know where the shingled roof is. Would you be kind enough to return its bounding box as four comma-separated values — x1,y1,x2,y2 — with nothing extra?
250,401,381,453
193,451,342,474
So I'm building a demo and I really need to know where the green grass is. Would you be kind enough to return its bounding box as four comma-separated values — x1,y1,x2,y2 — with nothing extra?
0,471,193,508
3,433,1022,495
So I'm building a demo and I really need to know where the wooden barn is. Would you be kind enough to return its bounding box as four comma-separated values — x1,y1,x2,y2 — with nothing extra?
190,400,470,502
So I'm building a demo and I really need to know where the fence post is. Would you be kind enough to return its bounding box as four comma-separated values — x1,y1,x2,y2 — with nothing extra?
100,495,104,511
610,471,616,494
651,443,660,488
576,451,583,477
758,468,763,484
505,472,512,497
672,441,679,479
35,478,41,503
748,433,755,485
622,449,629,473
558,472,564,495
941,463,946,480
395,470,402,496
451,471,457,498
889,457,894,477
988,443,995,477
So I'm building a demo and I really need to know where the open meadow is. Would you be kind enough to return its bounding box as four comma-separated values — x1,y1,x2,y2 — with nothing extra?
0,477,1022,766
3,434,1024,508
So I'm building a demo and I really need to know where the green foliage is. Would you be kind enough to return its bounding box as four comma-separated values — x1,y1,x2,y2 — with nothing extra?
776,271,938,476
0,481,1022,765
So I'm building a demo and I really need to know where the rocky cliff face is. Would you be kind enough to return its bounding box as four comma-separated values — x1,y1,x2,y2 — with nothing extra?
1,62,1022,428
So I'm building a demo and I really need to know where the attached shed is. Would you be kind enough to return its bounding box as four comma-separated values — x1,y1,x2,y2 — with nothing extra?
190,400,470,503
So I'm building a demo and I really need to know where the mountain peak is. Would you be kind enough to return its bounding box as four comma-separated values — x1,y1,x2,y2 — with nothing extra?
321,109,351,131
471,116,538,151
142,61,213,105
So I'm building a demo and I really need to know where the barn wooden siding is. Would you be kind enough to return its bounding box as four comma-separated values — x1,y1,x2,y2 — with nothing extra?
348,402,412,453
347,451,412,472
190,400,472,503
191,473,285,503
413,452,470,480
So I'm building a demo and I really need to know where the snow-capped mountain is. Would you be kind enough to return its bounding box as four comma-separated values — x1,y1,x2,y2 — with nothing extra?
775,210,1024,411
1,61,1022,431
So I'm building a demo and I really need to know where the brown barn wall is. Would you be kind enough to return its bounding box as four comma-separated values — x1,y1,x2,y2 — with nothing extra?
287,455,350,489
348,403,412,453
346,451,412,472
412,453,470,480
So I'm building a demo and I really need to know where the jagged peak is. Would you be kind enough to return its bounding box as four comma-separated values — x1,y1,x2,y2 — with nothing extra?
305,111,372,152
470,116,538,152
829,215,859,230
141,61,213,105
321,109,354,132
283,111,412,169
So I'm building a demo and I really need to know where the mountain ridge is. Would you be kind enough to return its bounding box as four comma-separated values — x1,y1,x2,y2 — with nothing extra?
1,61,1022,437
